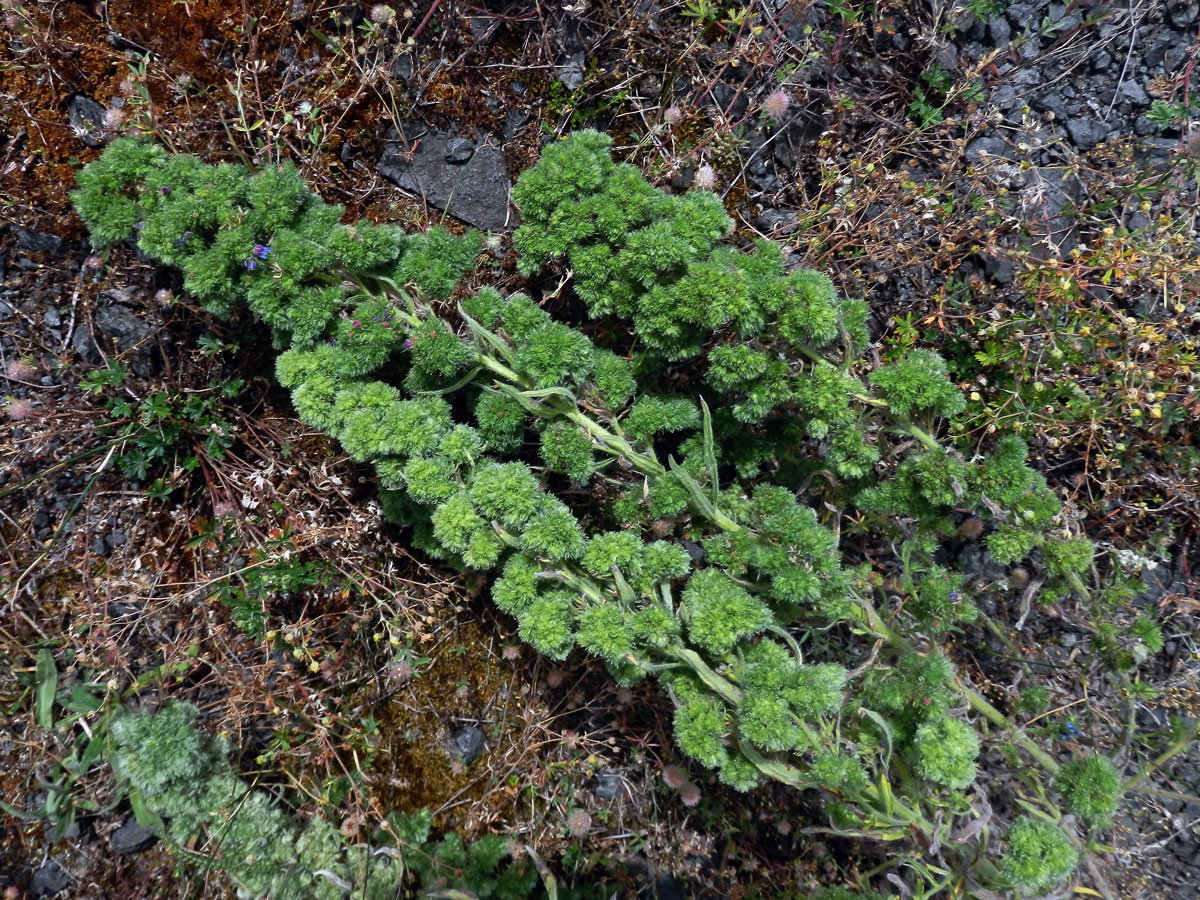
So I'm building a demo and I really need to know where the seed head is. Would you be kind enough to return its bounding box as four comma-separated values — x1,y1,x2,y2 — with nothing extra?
694,164,715,190
566,808,592,835
764,90,791,120
663,105,682,125
5,358,35,380
5,397,35,421
370,4,395,23
662,764,689,789
678,781,702,807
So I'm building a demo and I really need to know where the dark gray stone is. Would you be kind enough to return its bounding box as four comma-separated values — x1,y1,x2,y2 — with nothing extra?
980,251,1015,285
1119,81,1149,105
16,229,63,254
558,51,585,91
1165,43,1189,72
504,110,529,142
1024,167,1083,255
592,770,623,801
965,135,1010,164
987,15,1011,44
377,126,511,232
44,308,61,328
68,94,106,148
1033,92,1068,121
30,859,70,896
1092,49,1112,71
1168,1,1199,26
1065,117,1105,150
111,817,158,854
450,724,485,765
95,304,151,351
469,16,494,41
444,137,476,164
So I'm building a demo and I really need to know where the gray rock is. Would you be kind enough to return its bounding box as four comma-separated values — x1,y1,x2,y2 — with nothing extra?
450,724,485,765
1092,49,1112,71
469,16,494,41
1033,92,1068,121
1165,43,1189,72
980,251,1015,285
1143,36,1174,68
1119,81,1149,105
44,308,61,328
68,94,107,148
965,135,1010,164
95,304,151,351
0,297,14,321
1134,116,1158,136
377,126,511,232
987,15,1011,44
504,110,530,142
592,770,624,801
30,859,70,896
1168,1,1199,26
16,229,63,254
558,51,585,91
111,816,158,854
1024,167,1083,255
1065,117,1105,150
444,137,476,164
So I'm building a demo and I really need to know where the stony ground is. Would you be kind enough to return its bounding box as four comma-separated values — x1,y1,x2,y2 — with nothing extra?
2,0,1199,898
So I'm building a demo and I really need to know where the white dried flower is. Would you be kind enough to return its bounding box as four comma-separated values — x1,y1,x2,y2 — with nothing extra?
694,164,715,190
370,4,395,23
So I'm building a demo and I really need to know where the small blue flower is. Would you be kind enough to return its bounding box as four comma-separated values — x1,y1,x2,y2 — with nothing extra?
253,244,271,260
161,186,171,196
949,592,959,601
177,230,193,246
244,258,256,270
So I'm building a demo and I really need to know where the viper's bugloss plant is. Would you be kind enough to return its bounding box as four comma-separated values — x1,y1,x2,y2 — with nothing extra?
74,132,1103,894
109,704,541,900
999,816,1080,895
1055,754,1121,829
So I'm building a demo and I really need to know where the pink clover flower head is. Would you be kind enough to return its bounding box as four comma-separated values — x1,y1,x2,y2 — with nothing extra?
566,808,592,836
764,89,791,119
694,164,715,190
5,397,35,421
678,781,702,807
662,764,689,789
5,358,35,380
84,255,103,270
153,288,175,307
664,105,682,125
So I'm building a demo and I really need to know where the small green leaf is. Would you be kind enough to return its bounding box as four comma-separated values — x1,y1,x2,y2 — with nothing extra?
128,788,164,831
35,649,57,729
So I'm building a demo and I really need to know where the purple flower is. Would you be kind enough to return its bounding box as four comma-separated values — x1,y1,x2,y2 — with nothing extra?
352,320,361,328
244,258,256,270
949,592,959,600
161,186,172,196
177,230,193,246
402,338,414,350
253,244,270,259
